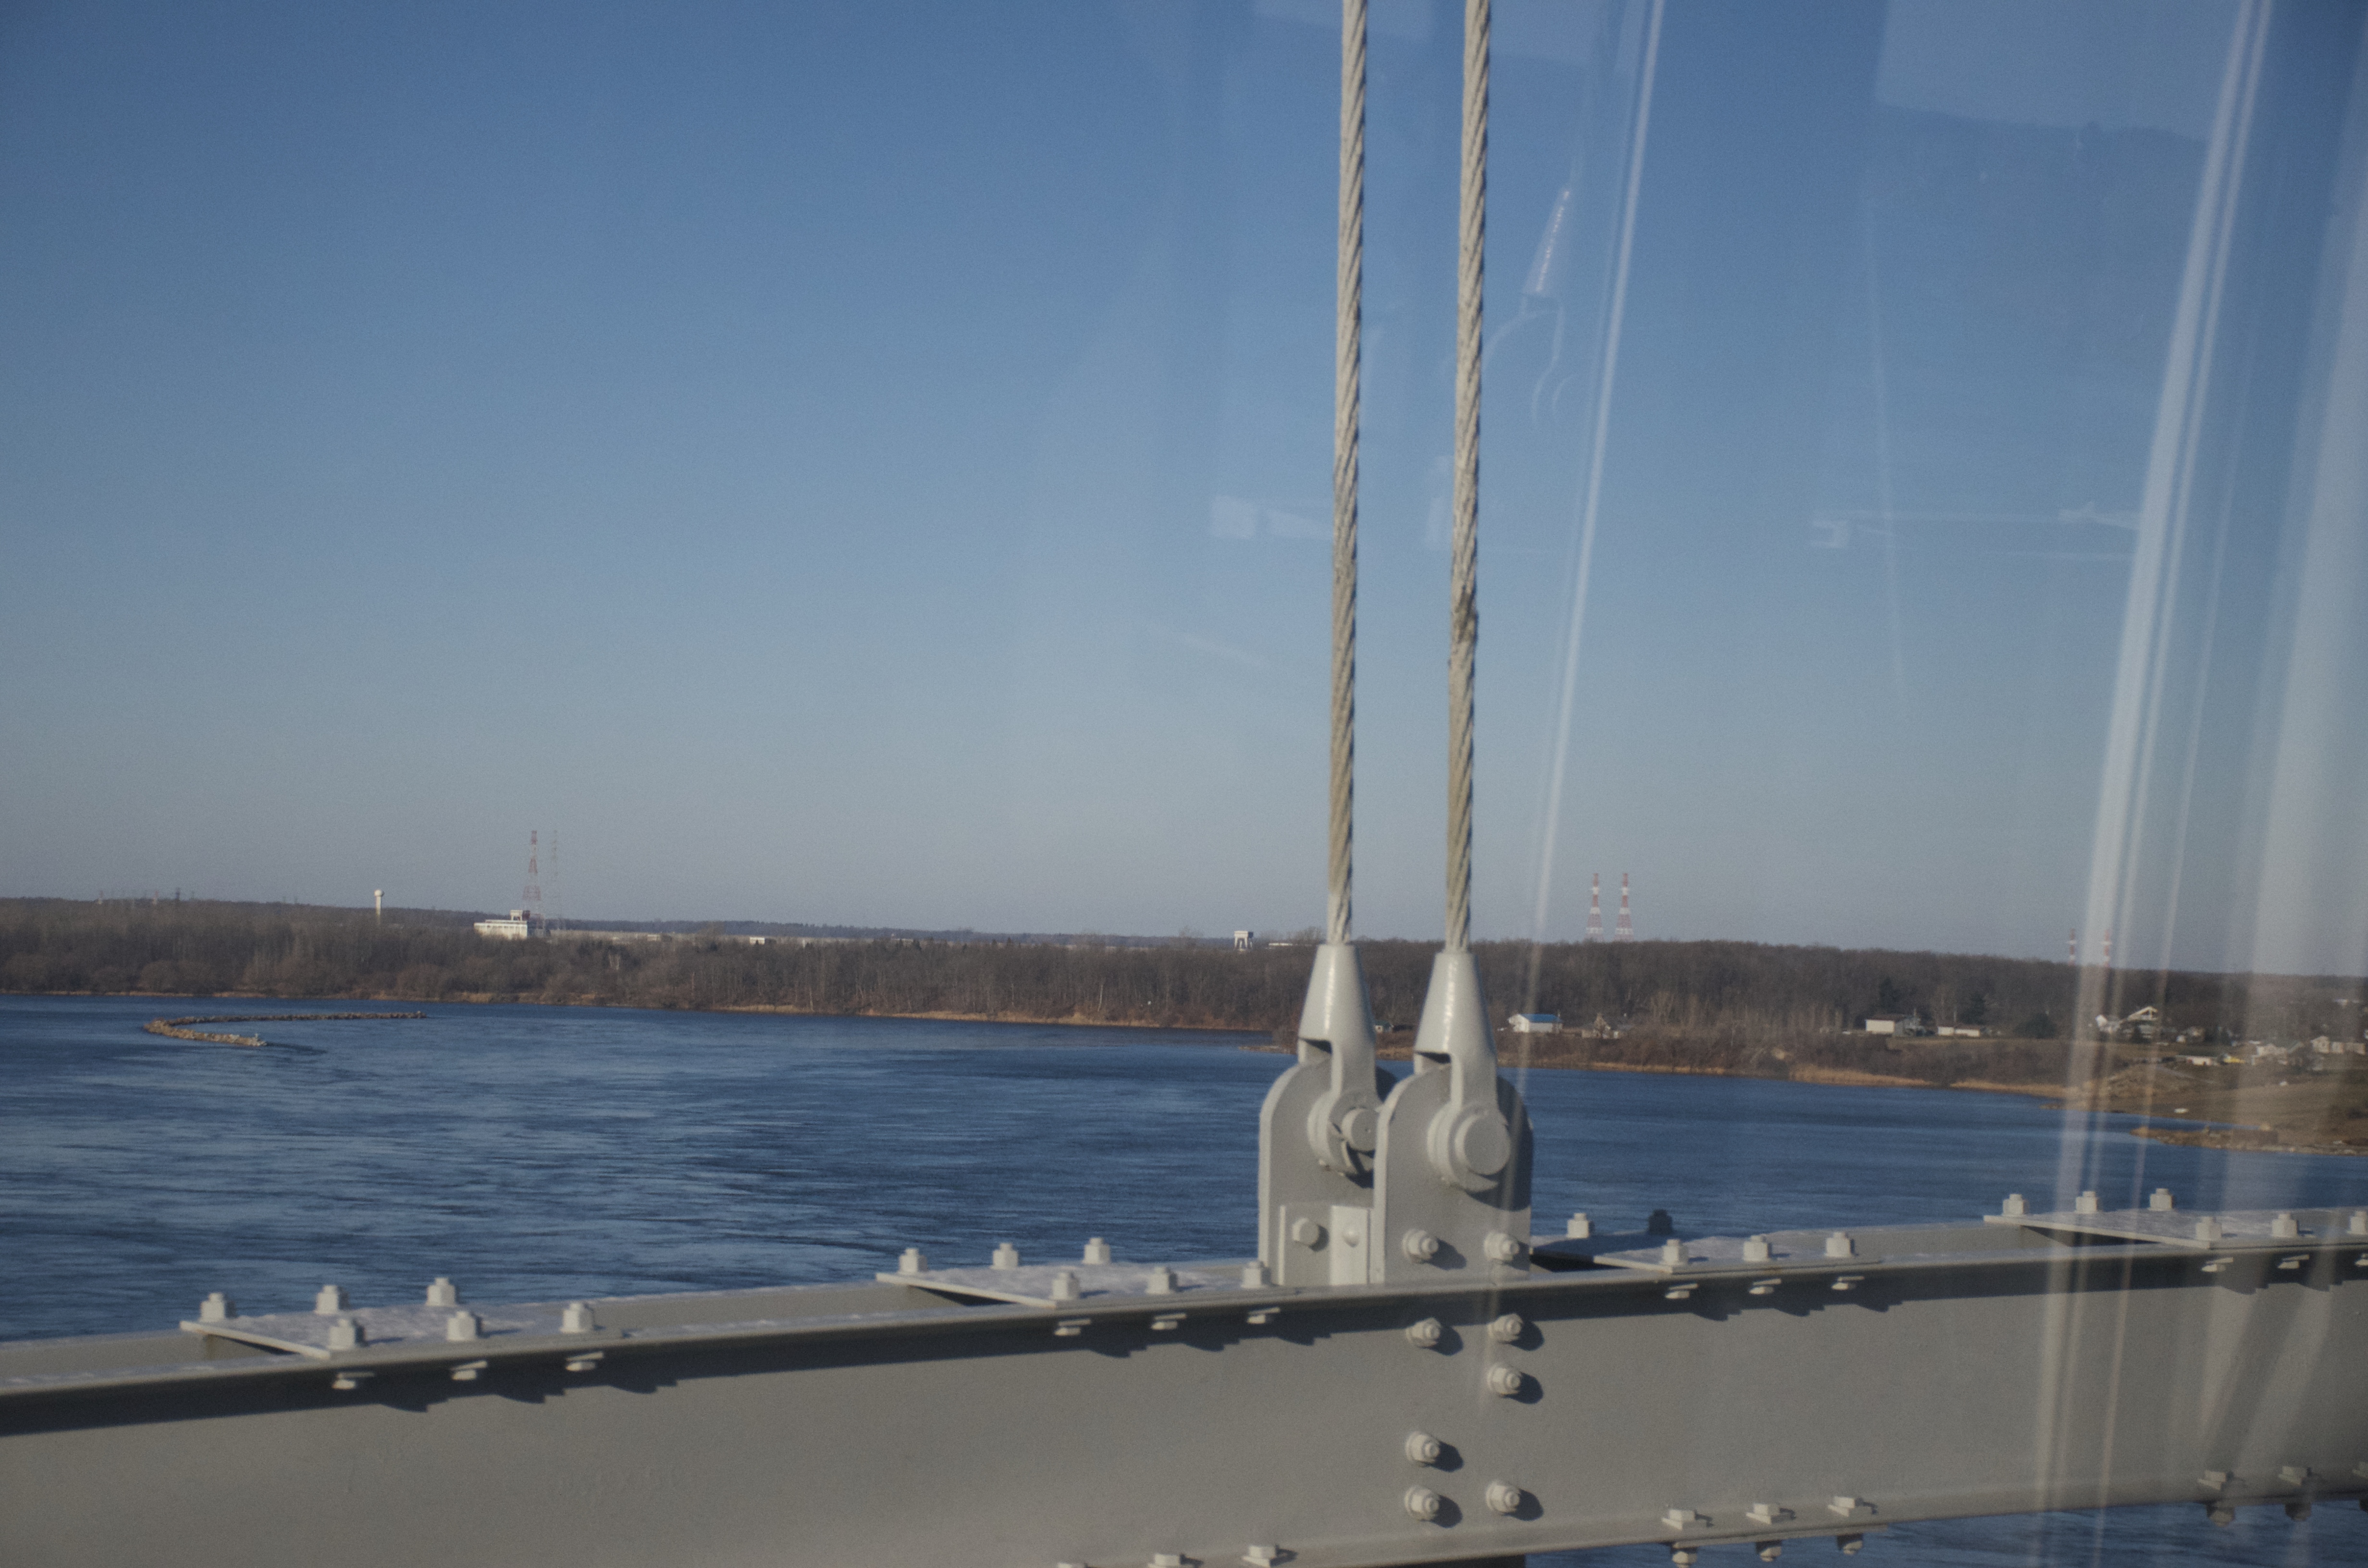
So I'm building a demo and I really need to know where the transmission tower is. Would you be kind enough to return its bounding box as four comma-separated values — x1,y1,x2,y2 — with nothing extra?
523,831,543,921
1615,873,1634,942
2068,928,2078,965
2101,929,2112,970
549,831,562,930
1585,874,1604,943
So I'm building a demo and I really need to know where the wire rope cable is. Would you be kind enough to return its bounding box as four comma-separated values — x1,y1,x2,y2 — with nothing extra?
1446,0,1487,954
1327,0,1366,949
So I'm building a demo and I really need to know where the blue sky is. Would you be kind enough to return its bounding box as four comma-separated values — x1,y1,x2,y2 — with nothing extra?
3,0,2363,976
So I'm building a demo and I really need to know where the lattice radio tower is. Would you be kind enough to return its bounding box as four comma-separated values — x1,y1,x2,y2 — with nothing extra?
523,831,543,921
1586,873,1605,943
2068,928,2078,965
2101,929,2112,970
1615,872,1634,942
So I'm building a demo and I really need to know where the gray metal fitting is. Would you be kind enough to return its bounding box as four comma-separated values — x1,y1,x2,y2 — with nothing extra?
1566,1212,1592,1238
2205,1501,2235,1526
1825,1232,1855,1259
1485,1481,1523,1515
1152,1554,1184,1568
199,1292,234,1323
1757,1544,1783,1562
1239,1261,1270,1287
1669,1548,1698,1566
1837,1534,1864,1555
1145,1265,1176,1295
1488,1313,1525,1344
314,1285,347,1315
1660,1239,1686,1266
2272,1212,2300,1238
1403,1486,1443,1521
1289,1217,1324,1248
426,1277,459,1307
991,1242,1021,1269
1243,1546,1281,1567
2195,1216,2223,1242
325,1316,363,1351
560,1302,597,1334
1406,1317,1444,1349
1402,1228,1441,1262
1748,1504,1796,1526
1484,1231,1525,1264
2001,1193,2027,1216
2149,1188,2176,1211
444,1311,480,1342
2350,1210,2368,1236
1405,1431,1443,1465
898,1248,928,1276
1486,1364,1524,1397
1083,1237,1112,1264
1049,1270,1081,1303
1743,1235,1772,1263
2076,1190,2100,1214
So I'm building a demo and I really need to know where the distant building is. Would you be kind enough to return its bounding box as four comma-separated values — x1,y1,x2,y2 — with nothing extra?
1934,1024,1991,1038
1508,1013,1559,1034
474,909,545,941
1233,930,1254,951
2309,1035,2366,1056
1863,1014,1927,1036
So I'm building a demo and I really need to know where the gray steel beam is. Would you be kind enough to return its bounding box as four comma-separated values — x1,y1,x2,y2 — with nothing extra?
4,1210,2363,1567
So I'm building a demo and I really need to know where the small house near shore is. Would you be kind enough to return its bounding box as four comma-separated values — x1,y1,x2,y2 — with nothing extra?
1508,1013,1560,1034
1863,1013,1928,1037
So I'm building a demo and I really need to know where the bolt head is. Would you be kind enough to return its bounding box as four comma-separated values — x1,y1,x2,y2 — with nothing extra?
1341,1105,1379,1152
1402,1227,1441,1262
1453,1110,1513,1177
1488,1312,1525,1344
1485,1231,1526,1264
1405,1431,1443,1465
1404,1485,1443,1521
1289,1217,1324,1248
1406,1317,1444,1348
1487,1363,1525,1396
1485,1480,1524,1515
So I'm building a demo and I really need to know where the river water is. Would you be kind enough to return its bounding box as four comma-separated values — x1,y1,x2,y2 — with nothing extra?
3,994,2362,1566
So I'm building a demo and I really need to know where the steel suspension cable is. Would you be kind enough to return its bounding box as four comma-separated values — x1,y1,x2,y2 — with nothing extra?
1446,0,1487,954
1326,0,1366,949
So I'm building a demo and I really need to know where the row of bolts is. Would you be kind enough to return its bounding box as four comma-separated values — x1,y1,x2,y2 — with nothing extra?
191,1197,2368,1342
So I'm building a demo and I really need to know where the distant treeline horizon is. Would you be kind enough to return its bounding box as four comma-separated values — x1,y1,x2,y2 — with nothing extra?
3,897,2360,1053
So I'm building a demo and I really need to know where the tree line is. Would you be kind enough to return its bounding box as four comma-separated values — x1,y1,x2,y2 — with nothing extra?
4,898,2356,1055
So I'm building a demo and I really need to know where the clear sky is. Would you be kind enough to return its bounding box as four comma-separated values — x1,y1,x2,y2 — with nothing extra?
3,0,2363,976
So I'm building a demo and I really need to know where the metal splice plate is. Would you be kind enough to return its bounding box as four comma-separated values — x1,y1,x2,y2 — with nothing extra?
1991,1205,2368,1250
1581,1231,1882,1275
879,1261,1271,1310
180,1303,597,1360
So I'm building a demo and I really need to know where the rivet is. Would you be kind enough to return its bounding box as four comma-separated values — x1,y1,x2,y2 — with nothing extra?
1743,1236,1772,1263
1049,1270,1081,1303
1083,1237,1112,1264
1486,1364,1525,1397
560,1301,597,1334
992,1242,1021,1269
1825,1232,1855,1259
1405,1431,1443,1465
198,1292,234,1323
1404,1485,1443,1521
445,1311,481,1342
898,1248,929,1276
2149,1188,2176,1211
1485,1481,1524,1515
425,1277,459,1307
314,1285,348,1315
1488,1313,1525,1344
1403,1228,1441,1262
1406,1317,1444,1348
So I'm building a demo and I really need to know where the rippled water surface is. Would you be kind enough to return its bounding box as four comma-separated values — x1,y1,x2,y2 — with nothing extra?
4,995,2362,1566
